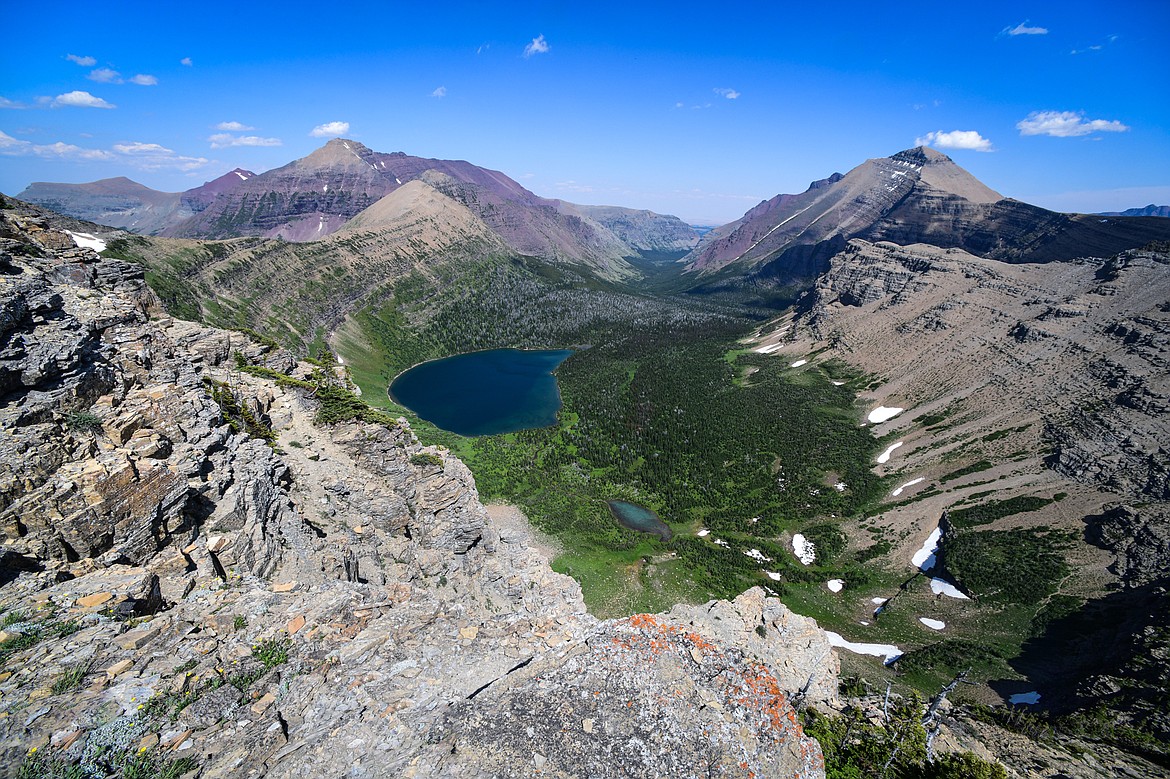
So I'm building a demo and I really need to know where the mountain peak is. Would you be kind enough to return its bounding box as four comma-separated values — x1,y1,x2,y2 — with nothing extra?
892,145,952,164
302,138,379,168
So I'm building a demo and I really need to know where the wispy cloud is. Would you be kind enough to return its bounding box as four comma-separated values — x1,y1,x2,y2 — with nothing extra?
1017,110,1129,137
52,91,115,109
129,74,158,86
66,54,96,66
0,96,30,110
88,67,122,83
1070,35,1117,55
476,43,490,55
216,121,254,131
524,34,550,58
713,87,741,99
109,141,209,170
431,86,447,98
915,129,994,152
1003,21,1048,36
0,131,206,171
208,133,282,149
310,121,350,138
180,57,193,66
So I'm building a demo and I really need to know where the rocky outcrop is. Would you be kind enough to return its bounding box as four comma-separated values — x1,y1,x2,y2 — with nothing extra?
0,204,831,778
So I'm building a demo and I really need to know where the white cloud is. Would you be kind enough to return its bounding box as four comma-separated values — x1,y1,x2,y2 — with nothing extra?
0,131,208,170
129,74,158,86
52,91,116,109
1004,21,1048,36
88,68,122,84
432,86,447,98
180,57,193,66
1,96,29,110
0,132,115,161
66,54,96,66
524,34,550,58
915,130,994,152
1017,110,1129,137
110,141,208,170
310,121,349,138
714,87,741,99
208,133,282,149
216,121,254,131
114,142,173,154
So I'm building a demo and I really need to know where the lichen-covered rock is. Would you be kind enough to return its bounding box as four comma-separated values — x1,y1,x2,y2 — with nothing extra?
434,610,825,779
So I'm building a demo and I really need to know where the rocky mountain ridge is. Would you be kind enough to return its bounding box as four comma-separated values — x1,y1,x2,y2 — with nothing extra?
747,236,1170,770
17,170,254,237
683,147,1170,286
0,204,834,777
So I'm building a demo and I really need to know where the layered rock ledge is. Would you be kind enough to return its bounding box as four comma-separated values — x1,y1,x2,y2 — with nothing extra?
0,208,832,777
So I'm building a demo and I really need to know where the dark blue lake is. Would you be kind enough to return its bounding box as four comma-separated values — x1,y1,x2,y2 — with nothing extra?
389,348,573,436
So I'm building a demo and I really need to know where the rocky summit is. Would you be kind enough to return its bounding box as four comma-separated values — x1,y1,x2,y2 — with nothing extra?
0,207,832,776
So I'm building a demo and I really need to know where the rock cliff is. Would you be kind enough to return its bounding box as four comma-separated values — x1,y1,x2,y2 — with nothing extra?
0,204,832,777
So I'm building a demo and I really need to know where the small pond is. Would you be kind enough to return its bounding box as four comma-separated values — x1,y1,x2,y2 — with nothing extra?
607,500,673,540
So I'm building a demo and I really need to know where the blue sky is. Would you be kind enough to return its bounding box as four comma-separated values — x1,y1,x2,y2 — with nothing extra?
2,1,1167,224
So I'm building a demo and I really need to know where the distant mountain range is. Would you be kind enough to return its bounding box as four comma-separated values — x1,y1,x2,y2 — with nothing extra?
1098,204,1170,218
15,142,1170,290
17,169,255,235
16,140,698,282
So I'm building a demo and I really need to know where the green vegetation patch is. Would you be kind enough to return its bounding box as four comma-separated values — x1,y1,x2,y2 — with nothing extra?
938,460,994,484
947,495,1059,529
942,528,1069,605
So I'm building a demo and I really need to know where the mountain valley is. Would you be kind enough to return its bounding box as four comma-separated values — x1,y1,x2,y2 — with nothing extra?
3,140,1170,778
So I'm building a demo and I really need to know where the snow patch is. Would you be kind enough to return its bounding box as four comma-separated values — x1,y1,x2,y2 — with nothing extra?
871,597,888,605
891,477,925,497
696,529,710,537
790,359,808,368
395,177,402,185
825,631,902,664
911,527,942,570
744,548,772,563
713,538,729,548
764,571,783,581
868,406,904,424
827,579,845,593
877,441,903,464
1009,691,1041,705
323,184,329,192
234,171,249,180
792,533,816,565
65,231,106,253
834,482,847,492
832,381,845,386
919,618,945,630
930,578,970,600
754,342,785,355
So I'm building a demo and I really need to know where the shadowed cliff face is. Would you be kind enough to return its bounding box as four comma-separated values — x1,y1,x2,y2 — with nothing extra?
0,202,831,779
